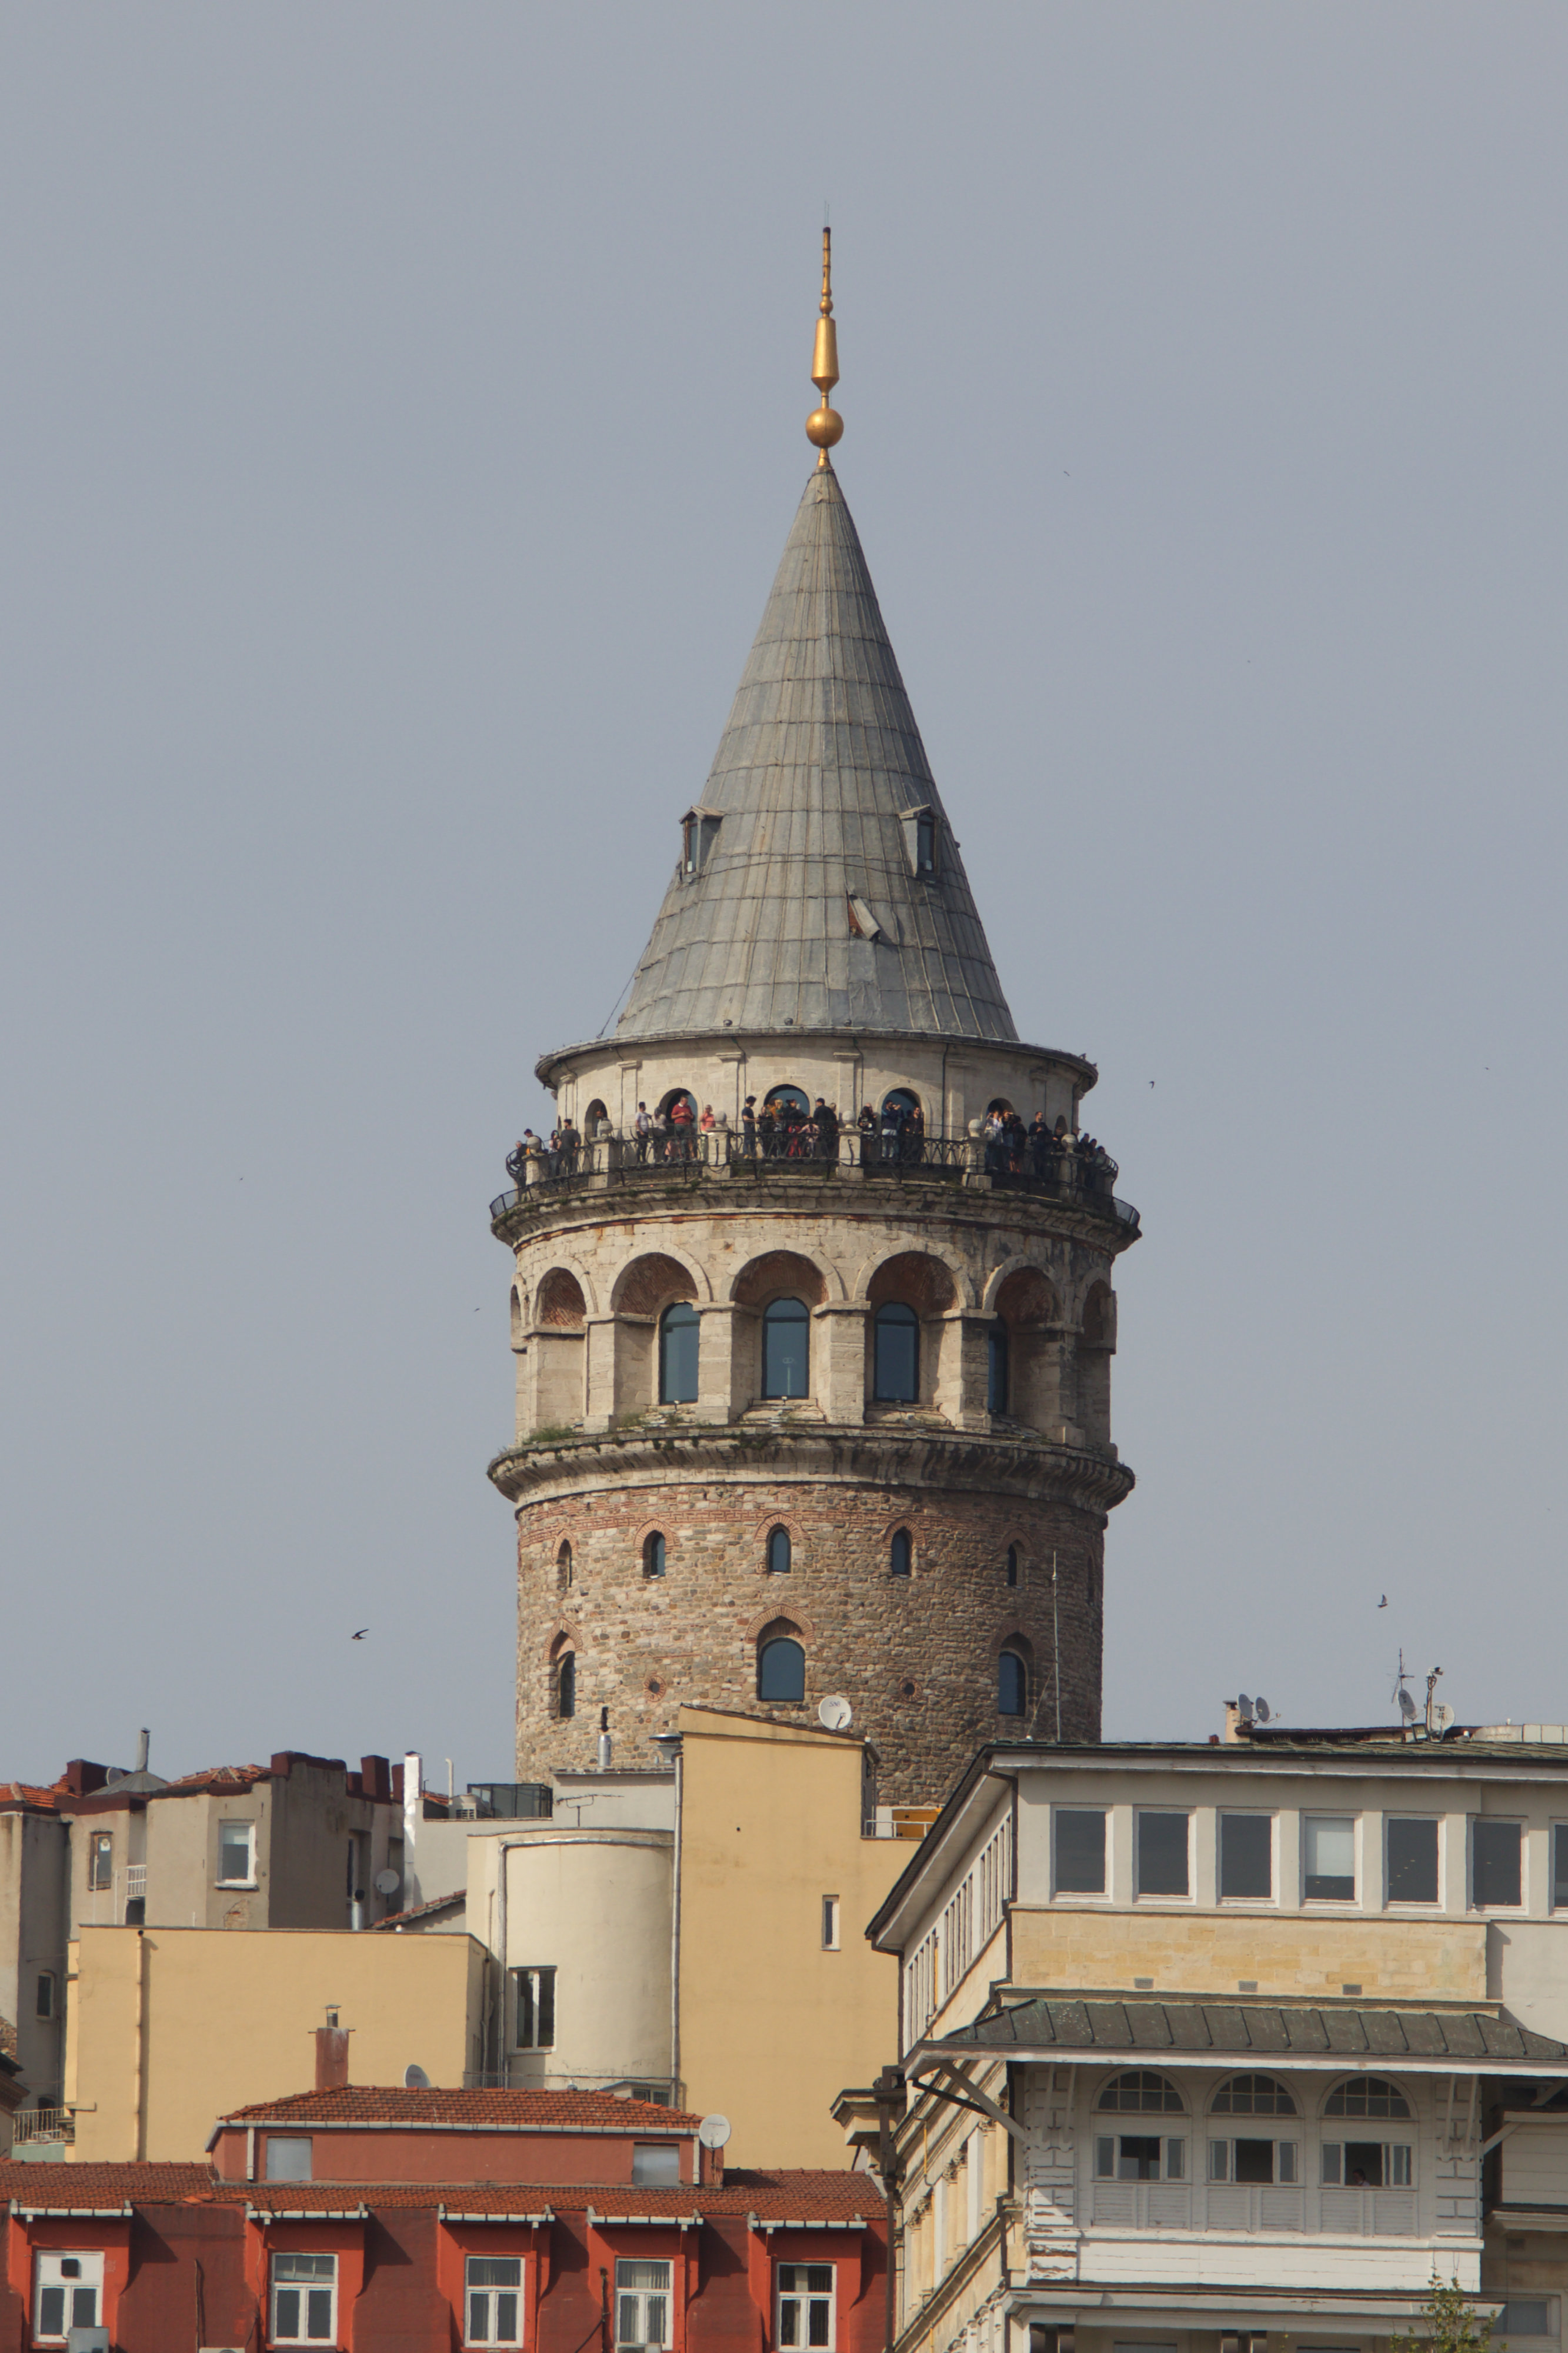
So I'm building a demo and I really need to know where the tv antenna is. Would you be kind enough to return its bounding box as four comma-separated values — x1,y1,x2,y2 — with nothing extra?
1393,1650,1418,1724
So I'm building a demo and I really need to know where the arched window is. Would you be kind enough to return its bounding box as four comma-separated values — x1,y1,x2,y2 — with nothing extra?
873,1301,920,1403
767,1526,792,1575
583,1098,609,1136
758,1637,806,1704
556,1541,573,1593
762,1297,810,1399
998,1647,1028,1717
658,1302,699,1404
1212,2074,1297,2115
763,1084,810,1117
643,1532,666,1579
1324,2077,1411,2118
987,1319,1009,1414
1097,2071,1184,2113
985,1096,1016,1118
1005,1544,1019,1588
555,1652,576,1720
881,1088,922,1122
889,1529,912,1578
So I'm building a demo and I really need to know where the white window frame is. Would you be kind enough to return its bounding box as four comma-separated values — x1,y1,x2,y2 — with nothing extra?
1053,1805,1109,1899
1208,2134,1299,2182
514,1965,556,2051
265,2135,313,2182
33,2249,104,2344
777,2261,836,2351
1551,1823,1568,1913
822,1894,841,1950
615,2256,671,2350
1094,2131,1186,2181
271,2249,338,2344
465,2252,525,2347
88,1831,114,1892
216,1818,257,1887
1470,1816,1526,1913
1384,1814,1443,1907
1321,2139,1414,2187
1216,1811,1276,1904
1302,1812,1359,1905
1133,1808,1193,1901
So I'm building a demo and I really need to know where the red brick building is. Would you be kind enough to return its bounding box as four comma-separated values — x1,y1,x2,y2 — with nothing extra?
0,2085,885,2352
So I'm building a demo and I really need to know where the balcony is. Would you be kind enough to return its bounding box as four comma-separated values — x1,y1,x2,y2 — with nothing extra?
10,2107,75,2155
491,1128,1139,1238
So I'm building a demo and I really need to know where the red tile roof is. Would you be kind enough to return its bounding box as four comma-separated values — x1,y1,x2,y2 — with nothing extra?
150,1765,271,1797
0,1781,66,1812
368,1889,465,1930
217,2085,705,2130
0,2163,213,2203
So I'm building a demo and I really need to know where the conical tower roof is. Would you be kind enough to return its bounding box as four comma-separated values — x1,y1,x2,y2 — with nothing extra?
615,463,1018,1044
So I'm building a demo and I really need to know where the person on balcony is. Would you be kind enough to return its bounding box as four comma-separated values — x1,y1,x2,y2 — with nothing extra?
699,1103,718,1132
880,1097,904,1161
741,1096,757,1154
633,1102,652,1162
813,1098,838,1158
903,1100,925,1163
669,1096,696,1159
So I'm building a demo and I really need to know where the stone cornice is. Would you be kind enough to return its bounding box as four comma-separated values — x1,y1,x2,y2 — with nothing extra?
488,1425,1135,1515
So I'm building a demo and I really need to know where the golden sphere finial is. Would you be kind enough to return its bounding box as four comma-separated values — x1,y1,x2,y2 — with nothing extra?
807,226,842,468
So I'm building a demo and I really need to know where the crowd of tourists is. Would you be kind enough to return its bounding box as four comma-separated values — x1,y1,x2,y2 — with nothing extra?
504,1096,1116,1190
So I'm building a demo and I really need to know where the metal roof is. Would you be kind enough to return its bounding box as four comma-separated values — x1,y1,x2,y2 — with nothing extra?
924,1994,1568,2069
615,462,1017,1045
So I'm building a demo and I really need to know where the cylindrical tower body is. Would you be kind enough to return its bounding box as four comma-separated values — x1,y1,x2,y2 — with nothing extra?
490,456,1139,1808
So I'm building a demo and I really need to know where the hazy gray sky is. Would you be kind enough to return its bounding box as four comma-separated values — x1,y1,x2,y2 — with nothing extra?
4,4,1566,1786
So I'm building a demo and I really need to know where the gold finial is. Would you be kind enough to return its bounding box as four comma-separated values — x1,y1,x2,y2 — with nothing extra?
806,227,843,468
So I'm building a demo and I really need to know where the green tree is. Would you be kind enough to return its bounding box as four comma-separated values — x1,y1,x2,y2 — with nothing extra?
1391,2275,1497,2353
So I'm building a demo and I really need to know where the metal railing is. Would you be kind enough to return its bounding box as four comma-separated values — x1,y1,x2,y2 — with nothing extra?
125,1864,147,1898
12,2107,75,2147
492,1129,1137,1231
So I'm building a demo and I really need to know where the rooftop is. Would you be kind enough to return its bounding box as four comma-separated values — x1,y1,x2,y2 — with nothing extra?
925,1995,1568,2071
213,2085,703,2131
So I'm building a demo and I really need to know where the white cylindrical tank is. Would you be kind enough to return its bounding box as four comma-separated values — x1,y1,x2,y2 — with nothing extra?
496,1828,673,2091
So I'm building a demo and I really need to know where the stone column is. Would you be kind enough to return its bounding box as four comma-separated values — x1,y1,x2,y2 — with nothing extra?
815,1303,868,1424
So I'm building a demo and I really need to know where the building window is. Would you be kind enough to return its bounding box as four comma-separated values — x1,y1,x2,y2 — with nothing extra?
1211,2074,1297,2115
35,1971,55,2019
1324,2075,1412,2119
872,1302,919,1403
778,2264,836,2349
643,1531,666,1578
467,2255,523,2347
767,1526,792,1575
557,1540,573,1592
910,811,937,877
1494,2307,1554,2339
265,2135,313,2181
1322,2139,1413,2187
1210,2135,1298,2183
1136,1811,1191,1898
762,1297,810,1399
555,1651,576,1719
1473,1818,1523,1909
615,2258,670,2349
1098,2070,1185,2113
1219,1814,1273,1900
1387,1817,1440,1904
758,1637,806,1704
1005,1544,1019,1588
88,1832,113,1892
822,1895,841,1949
271,2252,338,2344
632,2142,681,2185
1303,1814,1356,1901
33,2252,104,2344
218,1821,256,1885
516,1965,556,2049
997,1648,1028,1717
889,1528,912,1577
987,1321,1009,1414
1054,1808,1106,1895
1094,2132,1186,2181
658,1301,699,1404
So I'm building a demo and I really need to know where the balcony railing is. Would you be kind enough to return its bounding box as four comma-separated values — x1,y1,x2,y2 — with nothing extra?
12,2107,75,2147
492,1129,1137,1232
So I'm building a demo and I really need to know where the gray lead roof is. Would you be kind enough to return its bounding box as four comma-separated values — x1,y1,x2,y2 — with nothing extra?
928,1995,1568,2065
615,463,1019,1045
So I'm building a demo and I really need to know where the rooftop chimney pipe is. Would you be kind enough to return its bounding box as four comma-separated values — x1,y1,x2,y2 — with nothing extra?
315,2018,351,2091
135,1729,149,1773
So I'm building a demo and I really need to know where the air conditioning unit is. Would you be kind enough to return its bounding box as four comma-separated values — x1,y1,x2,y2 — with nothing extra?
65,2329,111,2352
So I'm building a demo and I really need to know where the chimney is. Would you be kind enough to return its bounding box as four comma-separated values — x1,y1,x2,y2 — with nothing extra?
598,1709,612,1772
63,1760,109,1798
402,1751,423,1915
359,1755,391,1803
135,1729,150,1774
315,2011,351,2090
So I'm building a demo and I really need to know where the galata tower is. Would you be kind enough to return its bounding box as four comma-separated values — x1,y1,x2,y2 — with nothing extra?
490,238,1139,1807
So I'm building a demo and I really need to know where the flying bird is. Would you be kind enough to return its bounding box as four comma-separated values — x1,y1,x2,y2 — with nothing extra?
352,1628,369,1641
1377,1595,1388,1609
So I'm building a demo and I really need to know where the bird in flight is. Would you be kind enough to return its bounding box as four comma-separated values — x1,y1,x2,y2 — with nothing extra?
352,1628,369,1641
1377,1595,1387,1609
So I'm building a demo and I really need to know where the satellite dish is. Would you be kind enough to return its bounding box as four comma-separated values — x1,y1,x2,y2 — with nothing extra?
404,2064,431,2089
1254,1698,1271,1724
698,2115,732,2149
374,1867,402,1897
1237,1694,1253,1722
1434,1702,1456,1731
1398,1687,1419,1723
818,1696,853,1732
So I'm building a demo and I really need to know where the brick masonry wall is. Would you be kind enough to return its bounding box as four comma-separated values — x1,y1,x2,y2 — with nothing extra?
517,1469,1105,1807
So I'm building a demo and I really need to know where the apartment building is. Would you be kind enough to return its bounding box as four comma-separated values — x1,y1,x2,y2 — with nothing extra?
853,1729,1568,2353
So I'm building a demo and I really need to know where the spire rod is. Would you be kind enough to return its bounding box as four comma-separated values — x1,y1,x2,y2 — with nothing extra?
806,228,843,469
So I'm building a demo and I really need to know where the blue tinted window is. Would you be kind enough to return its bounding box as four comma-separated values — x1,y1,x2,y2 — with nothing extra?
874,1302,919,1402
767,1527,791,1574
762,1297,810,1399
659,1302,699,1403
999,1651,1027,1716
889,1529,912,1577
758,1638,805,1703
